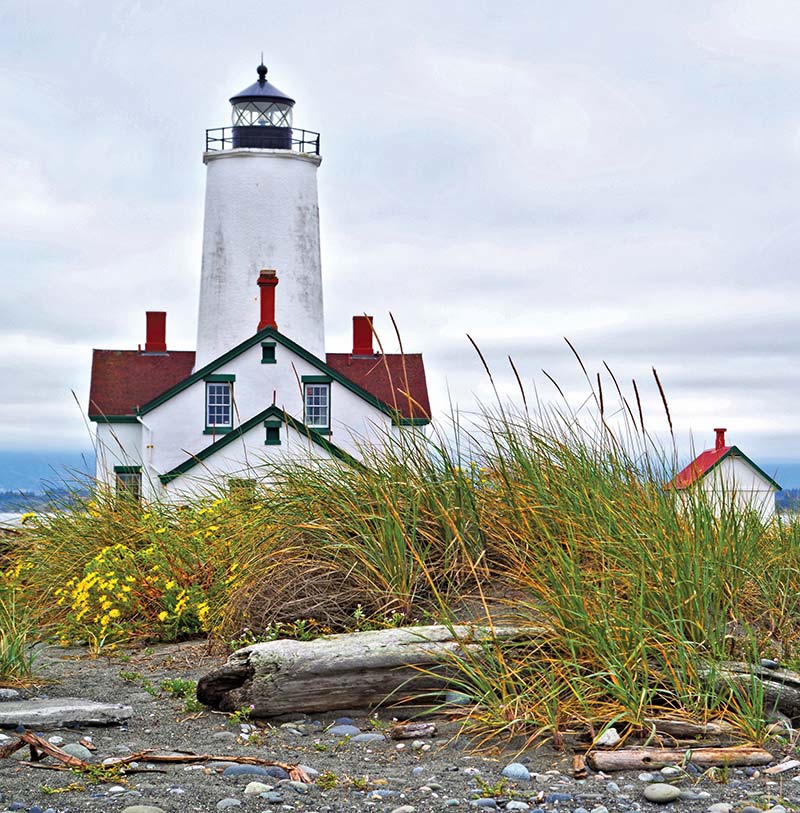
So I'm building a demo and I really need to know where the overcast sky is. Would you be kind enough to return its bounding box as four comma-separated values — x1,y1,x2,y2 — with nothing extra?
3,0,800,467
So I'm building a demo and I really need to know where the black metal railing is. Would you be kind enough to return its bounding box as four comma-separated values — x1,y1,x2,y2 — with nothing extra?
205,127,321,155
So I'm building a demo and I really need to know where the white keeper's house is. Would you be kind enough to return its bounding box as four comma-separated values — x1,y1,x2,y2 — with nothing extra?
88,62,431,501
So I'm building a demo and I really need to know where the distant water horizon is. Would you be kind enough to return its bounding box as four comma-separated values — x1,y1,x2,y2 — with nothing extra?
1,450,800,493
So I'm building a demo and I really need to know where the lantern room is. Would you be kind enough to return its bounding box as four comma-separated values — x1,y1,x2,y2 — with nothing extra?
229,62,295,149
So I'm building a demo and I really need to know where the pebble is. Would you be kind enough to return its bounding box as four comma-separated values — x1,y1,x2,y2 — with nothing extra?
445,800,460,808
739,807,761,813
222,764,270,777
287,780,310,793
47,735,65,746
216,800,241,810
761,658,780,669
643,783,682,803
391,806,416,813
506,803,531,811
473,801,497,809
502,762,532,781
0,688,21,701
595,727,621,747
638,773,655,782
660,766,681,777
707,804,733,813
244,781,273,795
591,806,609,813
259,791,284,804
212,731,238,741
352,732,386,743
606,782,620,794
546,793,574,803
62,742,93,761
121,807,168,813
328,724,361,737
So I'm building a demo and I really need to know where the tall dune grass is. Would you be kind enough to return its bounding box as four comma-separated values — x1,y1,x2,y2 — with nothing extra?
6,356,798,738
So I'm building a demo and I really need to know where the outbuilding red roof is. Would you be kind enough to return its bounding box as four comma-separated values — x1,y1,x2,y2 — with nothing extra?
669,445,732,489
667,443,781,491
325,353,431,420
89,350,196,418
89,346,430,422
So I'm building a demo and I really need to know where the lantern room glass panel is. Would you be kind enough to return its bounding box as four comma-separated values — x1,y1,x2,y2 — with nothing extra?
231,101,293,128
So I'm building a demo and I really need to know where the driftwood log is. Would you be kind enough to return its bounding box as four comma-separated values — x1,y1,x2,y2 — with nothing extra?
587,745,773,772
197,624,531,716
705,662,800,718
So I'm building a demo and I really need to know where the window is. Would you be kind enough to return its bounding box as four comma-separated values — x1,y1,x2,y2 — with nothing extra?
303,378,331,430
204,374,235,434
114,466,141,502
261,342,276,364
264,421,281,445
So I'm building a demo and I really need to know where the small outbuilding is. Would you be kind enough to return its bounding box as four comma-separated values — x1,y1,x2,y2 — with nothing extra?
667,428,780,518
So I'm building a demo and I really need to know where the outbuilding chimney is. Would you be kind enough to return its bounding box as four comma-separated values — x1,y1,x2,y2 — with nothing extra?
257,269,279,331
714,427,727,451
352,315,374,356
145,311,167,353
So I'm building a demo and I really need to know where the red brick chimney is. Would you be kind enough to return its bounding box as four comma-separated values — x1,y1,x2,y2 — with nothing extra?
258,270,279,331
352,315,374,355
145,311,167,353
714,427,727,451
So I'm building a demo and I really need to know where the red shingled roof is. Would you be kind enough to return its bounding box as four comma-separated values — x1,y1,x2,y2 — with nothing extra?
326,353,431,420
89,347,430,422
669,445,732,489
89,350,196,418
667,445,781,491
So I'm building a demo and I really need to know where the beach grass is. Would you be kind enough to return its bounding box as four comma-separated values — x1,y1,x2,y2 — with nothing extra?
4,358,796,739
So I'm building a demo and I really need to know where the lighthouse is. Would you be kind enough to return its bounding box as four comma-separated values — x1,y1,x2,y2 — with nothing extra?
88,60,431,502
195,62,325,367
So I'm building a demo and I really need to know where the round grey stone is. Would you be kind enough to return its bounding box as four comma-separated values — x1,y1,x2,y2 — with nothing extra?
121,807,168,813
62,742,93,762
502,762,531,781
259,791,284,804
643,783,682,803
391,806,417,813
506,803,530,811
223,764,270,777
327,724,361,737
708,805,733,813
216,800,241,810
244,782,273,795
352,732,386,743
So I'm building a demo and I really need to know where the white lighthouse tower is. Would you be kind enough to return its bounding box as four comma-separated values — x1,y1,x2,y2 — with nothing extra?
195,62,324,367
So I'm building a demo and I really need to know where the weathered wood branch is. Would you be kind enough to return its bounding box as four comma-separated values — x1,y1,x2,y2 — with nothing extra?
197,624,535,717
704,662,800,718
587,745,773,772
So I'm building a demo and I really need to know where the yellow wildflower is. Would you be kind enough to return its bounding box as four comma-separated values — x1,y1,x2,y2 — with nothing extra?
158,611,169,622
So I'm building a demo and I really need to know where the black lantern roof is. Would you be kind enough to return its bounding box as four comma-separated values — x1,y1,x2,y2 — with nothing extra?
229,63,295,107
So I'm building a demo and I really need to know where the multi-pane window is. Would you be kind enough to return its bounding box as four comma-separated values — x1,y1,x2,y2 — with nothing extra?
304,383,330,430
207,382,232,428
115,468,141,502
231,101,293,128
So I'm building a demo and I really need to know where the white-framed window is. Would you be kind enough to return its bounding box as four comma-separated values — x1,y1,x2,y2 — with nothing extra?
304,382,330,430
206,382,232,428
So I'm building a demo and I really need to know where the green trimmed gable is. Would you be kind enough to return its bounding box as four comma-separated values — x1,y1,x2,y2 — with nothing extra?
137,327,429,428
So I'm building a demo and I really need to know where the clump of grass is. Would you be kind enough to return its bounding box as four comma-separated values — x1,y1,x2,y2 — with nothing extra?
0,583,36,684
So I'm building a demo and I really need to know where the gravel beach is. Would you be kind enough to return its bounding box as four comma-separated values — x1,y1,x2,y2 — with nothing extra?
0,642,796,813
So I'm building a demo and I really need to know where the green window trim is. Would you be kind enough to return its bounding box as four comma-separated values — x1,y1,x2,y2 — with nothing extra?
90,415,140,424
204,373,236,382
203,426,234,435
301,374,332,384
113,465,142,474
261,341,277,364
